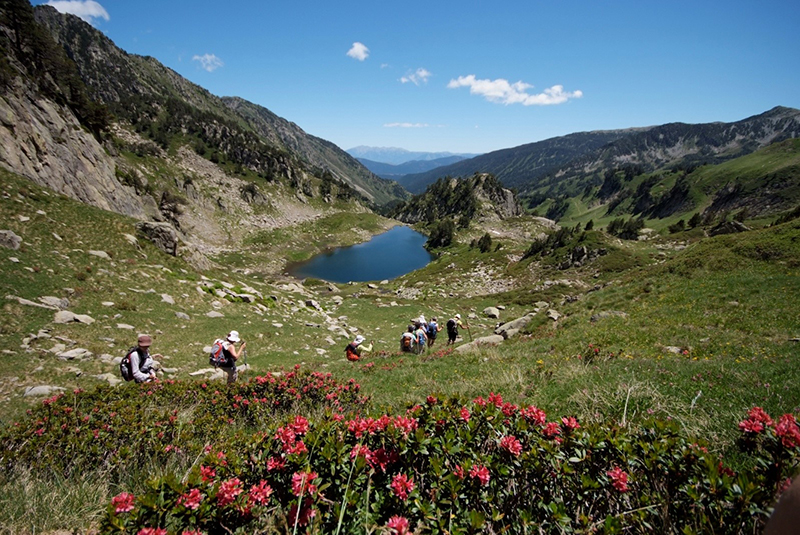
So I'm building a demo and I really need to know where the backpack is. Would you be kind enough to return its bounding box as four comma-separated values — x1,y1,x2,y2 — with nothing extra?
447,319,457,331
120,347,139,382
427,323,437,338
402,335,412,350
209,339,227,367
345,342,359,361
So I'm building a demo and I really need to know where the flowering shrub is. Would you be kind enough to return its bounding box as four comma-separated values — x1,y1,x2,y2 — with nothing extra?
96,400,798,534
0,368,367,481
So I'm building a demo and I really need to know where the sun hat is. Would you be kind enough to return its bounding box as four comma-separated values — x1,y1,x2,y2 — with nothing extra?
227,330,241,343
419,315,426,324
137,334,152,347
354,335,365,344
455,314,461,319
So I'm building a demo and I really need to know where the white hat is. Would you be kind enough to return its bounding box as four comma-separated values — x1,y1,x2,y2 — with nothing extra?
354,335,365,344
455,314,461,319
419,315,426,323
227,330,241,343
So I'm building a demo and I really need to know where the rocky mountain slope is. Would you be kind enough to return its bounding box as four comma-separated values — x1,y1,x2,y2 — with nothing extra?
398,130,639,193
357,155,469,180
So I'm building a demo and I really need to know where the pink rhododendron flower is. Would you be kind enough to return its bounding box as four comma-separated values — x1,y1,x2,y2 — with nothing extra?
370,447,398,472
776,414,800,448
177,488,203,510
391,473,415,501
543,422,561,438
290,415,310,435
473,396,487,407
249,480,273,505
200,465,216,482
266,456,285,471
470,464,490,486
392,416,419,437
137,529,167,535
426,395,438,405
488,392,503,407
522,405,547,426
739,406,774,434
217,478,242,507
291,471,318,496
387,515,411,534
561,416,580,431
287,499,316,527
607,466,629,492
111,492,135,514
499,435,523,456
181,531,204,535
460,406,471,422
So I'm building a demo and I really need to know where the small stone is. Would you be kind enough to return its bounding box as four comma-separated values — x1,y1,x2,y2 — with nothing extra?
88,250,111,259
24,385,65,397
175,312,190,320
117,323,135,330
206,311,224,318
161,294,175,305
54,310,77,324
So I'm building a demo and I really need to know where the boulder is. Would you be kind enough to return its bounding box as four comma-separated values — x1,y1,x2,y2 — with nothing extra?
88,250,111,259
136,221,179,256
495,313,536,338
206,311,224,318
590,311,629,323
175,312,191,320
0,230,22,250
305,299,323,311
547,309,562,321
483,307,501,319
24,385,65,397
39,296,69,309
57,348,92,360
454,335,505,354
161,294,175,305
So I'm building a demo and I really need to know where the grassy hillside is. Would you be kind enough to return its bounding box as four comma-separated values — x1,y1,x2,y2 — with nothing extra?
1,165,799,532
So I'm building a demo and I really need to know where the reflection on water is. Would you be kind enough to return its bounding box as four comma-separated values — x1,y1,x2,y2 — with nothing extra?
287,226,433,283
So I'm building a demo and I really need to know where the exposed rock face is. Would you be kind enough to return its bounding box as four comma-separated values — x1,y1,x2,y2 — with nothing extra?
0,86,145,218
0,230,22,250
136,222,179,256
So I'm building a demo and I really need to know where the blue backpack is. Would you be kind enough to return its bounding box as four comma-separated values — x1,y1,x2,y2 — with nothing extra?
427,323,437,339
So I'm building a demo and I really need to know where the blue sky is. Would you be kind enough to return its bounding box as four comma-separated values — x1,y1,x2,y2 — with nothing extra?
34,0,800,155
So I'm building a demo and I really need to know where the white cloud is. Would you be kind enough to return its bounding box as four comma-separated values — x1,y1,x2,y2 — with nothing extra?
447,75,582,106
400,68,432,86
45,1,109,24
384,123,430,128
192,53,224,72
347,42,370,61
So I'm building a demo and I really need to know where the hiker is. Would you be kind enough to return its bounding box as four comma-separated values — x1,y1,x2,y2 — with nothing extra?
415,321,429,354
446,314,465,346
122,334,161,383
427,317,441,348
346,335,372,361
400,325,416,353
211,330,246,384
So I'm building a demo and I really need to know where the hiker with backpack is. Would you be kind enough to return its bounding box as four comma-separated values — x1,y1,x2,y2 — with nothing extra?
120,334,161,383
209,330,246,384
400,325,416,353
446,314,465,346
427,317,441,348
414,321,429,354
345,335,372,361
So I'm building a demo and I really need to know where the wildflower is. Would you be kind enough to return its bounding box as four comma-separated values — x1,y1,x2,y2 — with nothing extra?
287,498,316,527
542,422,561,438
178,488,203,510
469,464,490,486
137,529,167,535
291,471,318,496
111,492,135,514
775,414,800,448
290,415,310,435
267,456,285,471
350,444,373,462
217,478,242,507
200,465,216,483
499,435,523,456
370,447,398,472
460,406,471,422
387,515,411,534
426,395,438,405
521,405,546,426
453,465,465,479
181,531,204,535
561,416,580,431
249,480,273,505
391,473,415,501
392,416,418,437
739,406,774,434
488,392,503,407
607,466,629,492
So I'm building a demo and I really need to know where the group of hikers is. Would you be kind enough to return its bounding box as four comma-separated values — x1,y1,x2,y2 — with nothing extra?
121,312,468,381
345,313,468,361
121,331,246,385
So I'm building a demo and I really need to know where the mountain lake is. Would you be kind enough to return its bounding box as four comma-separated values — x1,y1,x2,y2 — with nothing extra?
287,225,434,283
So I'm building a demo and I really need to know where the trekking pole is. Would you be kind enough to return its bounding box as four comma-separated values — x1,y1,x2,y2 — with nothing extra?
466,322,473,342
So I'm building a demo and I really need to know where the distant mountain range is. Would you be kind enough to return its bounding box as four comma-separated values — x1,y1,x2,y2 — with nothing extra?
347,146,479,166
397,108,800,196
356,155,470,179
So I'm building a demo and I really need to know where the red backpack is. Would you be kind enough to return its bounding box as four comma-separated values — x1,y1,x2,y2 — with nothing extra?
345,342,359,361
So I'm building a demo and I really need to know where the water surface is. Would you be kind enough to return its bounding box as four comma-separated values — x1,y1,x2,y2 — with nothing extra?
287,226,433,283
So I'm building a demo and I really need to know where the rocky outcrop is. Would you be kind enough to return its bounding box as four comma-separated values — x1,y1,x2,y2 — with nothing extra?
136,222,179,256
0,85,145,219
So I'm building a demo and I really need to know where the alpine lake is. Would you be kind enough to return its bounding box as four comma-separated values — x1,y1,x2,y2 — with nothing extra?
286,225,434,283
